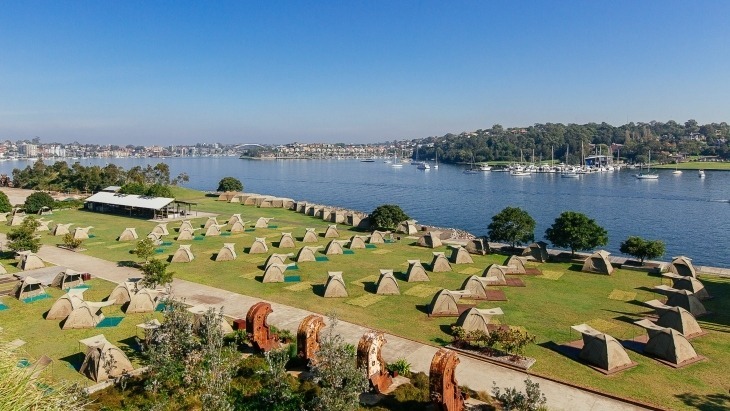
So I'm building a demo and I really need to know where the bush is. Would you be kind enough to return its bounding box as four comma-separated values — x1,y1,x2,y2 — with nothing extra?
218,177,243,192
387,357,411,377
492,378,547,411
119,182,146,195
23,192,54,214
0,191,12,213
370,204,409,230
145,183,173,198
62,233,84,250
7,217,41,253
52,198,84,210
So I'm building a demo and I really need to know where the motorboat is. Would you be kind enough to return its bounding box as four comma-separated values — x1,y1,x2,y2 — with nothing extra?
699,170,705,178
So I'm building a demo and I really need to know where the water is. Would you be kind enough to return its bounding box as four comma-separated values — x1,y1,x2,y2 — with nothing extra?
2,157,729,268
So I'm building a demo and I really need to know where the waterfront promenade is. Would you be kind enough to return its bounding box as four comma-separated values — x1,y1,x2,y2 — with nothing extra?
36,243,649,411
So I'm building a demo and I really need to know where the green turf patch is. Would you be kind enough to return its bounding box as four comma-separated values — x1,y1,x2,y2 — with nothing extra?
161,241,173,246
97,317,124,328
105,243,131,249
343,249,355,255
284,276,301,283
88,234,97,238
17,358,31,368
244,228,256,232
193,236,205,241
371,249,391,255
345,294,386,307
608,289,637,301
285,265,299,271
459,267,481,275
315,256,329,262
70,285,90,290
365,244,377,249
384,239,396,244
22,294,51,304
0,303,8,311
267,225,278,229
284,281,312,292
537,270,564,280
221,232,231,236
154,248,165,254
404,285,441,298
155,303,168,312
351,275,379,287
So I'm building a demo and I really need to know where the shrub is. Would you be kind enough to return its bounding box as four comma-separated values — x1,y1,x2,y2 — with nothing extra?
145,183,173,198
0,191,12,213
52,198,84,210
492,377,547,411
7,216,41,253
23,191,54,214
496,328,536,360
370,204,409,230
217,177,243,192
62,233,84,250
387,357,411,377
620,236,666,265
119,182,146,195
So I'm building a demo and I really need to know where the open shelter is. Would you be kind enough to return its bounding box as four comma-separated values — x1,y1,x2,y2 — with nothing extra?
324,240,344,255
644,300,704,338
571,323,633,372
324,224,339,238
375,269,400,295
456,307,504,334
417,231,442,248
13,276,45,300
323,272,348,298
278,232,296,248
522,241,549,262
215,243,238,261
18,251,45,271
663,273,710,300
669,256,697,278
263,264,288,283
448,245,473,264
634,319,701,366
581,250,614,275
79,335,134,382
405,260,429,282
302,228,318,243
249,238,269,254
296,246,321,263
118,228,138,241
171,244,195,263
430,252,452,272
51,269,84,290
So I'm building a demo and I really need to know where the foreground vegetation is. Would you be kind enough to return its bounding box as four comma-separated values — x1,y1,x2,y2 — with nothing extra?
1,187,728,410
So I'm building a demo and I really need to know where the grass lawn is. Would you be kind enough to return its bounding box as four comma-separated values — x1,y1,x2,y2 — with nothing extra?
1,187,728,410
654,161,730,170
0,278,162,387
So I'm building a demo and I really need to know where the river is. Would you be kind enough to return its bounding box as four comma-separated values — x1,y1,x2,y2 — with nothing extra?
2,157,729,268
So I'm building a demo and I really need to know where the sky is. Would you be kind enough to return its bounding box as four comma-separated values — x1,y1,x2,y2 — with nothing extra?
1,1,729,145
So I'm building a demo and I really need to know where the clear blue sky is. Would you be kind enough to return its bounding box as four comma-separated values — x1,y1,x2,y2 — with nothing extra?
1,1,729,145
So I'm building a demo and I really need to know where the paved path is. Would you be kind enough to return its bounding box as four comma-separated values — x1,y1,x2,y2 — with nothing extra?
36,245,650,411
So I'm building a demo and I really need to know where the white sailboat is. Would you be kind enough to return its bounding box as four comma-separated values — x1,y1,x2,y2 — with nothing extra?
510,150,531,176
635,150,659,179
463,153,479,174
433,151,439,169
561,144,579,178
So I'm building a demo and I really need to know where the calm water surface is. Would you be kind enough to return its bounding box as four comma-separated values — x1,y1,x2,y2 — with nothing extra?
2,158,729,268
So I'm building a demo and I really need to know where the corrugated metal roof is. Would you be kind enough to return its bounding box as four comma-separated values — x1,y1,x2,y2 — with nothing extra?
85,191,174,210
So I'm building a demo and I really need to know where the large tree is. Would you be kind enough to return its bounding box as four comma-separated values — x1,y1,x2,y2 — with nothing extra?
23,191,54,214
217,177,243,192
7,216,42,253
544,211,608,256
488,207,536,249
370,204,409,230
141,258,174,288
620,236,665,265
0,190,12,213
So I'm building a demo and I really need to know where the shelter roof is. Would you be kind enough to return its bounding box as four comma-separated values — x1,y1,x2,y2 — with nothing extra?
85,192,174,210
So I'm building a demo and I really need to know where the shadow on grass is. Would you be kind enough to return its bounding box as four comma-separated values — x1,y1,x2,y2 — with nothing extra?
118,336,145,361
312,284,326,297
210,254,218,261
566,264,584,273
60,352,85,372
675,392,730,411
242,247,251,254
415,304,430,314
439,324,454,335
117,260,137,268
363,282,378,294
394,271,408,282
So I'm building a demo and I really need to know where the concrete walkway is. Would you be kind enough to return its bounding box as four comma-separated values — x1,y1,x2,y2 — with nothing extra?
36,245,650,411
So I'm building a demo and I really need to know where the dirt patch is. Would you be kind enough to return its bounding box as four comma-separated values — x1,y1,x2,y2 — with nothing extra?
190,294,225,304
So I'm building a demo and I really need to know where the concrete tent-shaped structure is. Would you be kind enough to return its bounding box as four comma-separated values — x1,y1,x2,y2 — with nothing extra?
188,305,234,335
663,273,710,300
249,238,269,254
302,228,318,243
126,288,161,314
456,307,504,334
203,216,219,230
669,256,697,278
7,214,26,226
481,264,509,285
369,231,387,244
582,250,614,275
504,255,527,274
324,240,344,255
228,214,244,226
229,220,247,233
376,269,400,295
295,246,321,263
265,253,292,268
63,299,114,329
118,228,138,241
654,285,707,317
634,319,700,366
204,224,224,237
571,323,633,372
429,289,461,316
109,282,138,305
13,276,45,300
417,231,443,248
52,223,72,236
448,245,473,264
178,220,194,232
644,300,703,338
348,235,367,249
324,224,339,238
217,191,239,201
254,217,273,229
172,245,195,263
51,269,84,290
522,241,549,262
36,219,52,232
430,252,452,272
0,212,7,222
151,223,169,236
73,226,93,240
215,243,238,262
460,276,493,299
147,232,163,245
278,232,296,248
405,260,430,282
79,335,134,382
18,251,45,271
323,272,348,298
176,227,198,241
47,289,86,320
263,264,288,283
396,220,418,235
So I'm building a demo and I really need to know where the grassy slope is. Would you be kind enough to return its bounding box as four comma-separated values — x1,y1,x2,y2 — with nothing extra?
0,190,728,409
653,162,730,170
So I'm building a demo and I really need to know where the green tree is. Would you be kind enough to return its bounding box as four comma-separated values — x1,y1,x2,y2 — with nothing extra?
133,238,155,263
487,207,536,249
23,192,54,214
370,204,409,231
145,183,173,198
217,177,243,192
619,236,666,265
544,211,608,256
141,258,174,288
119,182,146,195
310,314,368,411
7,216,42,253
62,233,84,250
0,190,12,213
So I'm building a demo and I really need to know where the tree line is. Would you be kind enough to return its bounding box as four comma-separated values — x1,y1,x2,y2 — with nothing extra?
415,120,730,164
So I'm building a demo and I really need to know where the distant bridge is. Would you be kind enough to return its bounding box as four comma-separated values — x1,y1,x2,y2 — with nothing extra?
232,143,267,149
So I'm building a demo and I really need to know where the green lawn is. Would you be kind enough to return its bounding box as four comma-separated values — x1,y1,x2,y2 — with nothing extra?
654,161,730,170
1,189,729,410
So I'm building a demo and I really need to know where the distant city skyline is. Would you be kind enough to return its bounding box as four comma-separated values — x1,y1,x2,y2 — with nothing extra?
2,1,729,145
